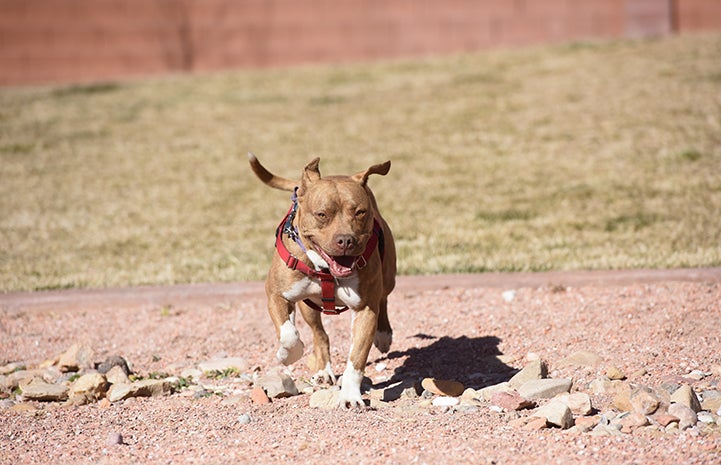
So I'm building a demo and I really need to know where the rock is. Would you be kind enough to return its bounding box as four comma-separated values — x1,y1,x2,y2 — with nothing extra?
617,412,650,433
508,359,548,388
256,372,298,398
309,389,340,409
490,391,534,411
96,355,131,376
589,377,621,395
629,388,661,415
605,366,626,380
502,290,516,302
558,351,602,368
555,392,593,416
697,412,715,424
4,369,54,390
105,432,124,446
105,365,130,385
517,378,572,400
198,357,248,374
251,386,271,405
421,378,464,397
432,396,460,407
574,415,601,430
57,344,94,373
237,414,252,425
629,368,648,379
670,385,701,413
701,392,721,413
523,417,550,431
532,400,574,429
668,403,697,430
477,382,513,401
69,373,108,400
21,379,69,402
0,362,26,375
653,413,680,427
106,379,172,402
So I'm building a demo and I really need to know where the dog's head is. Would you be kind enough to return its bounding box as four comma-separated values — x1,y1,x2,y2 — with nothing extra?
295,158,390,277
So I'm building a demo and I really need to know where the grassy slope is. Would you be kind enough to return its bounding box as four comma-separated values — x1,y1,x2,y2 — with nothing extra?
1,34,720,291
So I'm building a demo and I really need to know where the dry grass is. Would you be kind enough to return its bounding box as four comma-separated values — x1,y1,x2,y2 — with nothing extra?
1,34,720,291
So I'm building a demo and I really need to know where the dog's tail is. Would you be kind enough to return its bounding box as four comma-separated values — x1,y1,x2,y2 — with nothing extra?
247,152,297,192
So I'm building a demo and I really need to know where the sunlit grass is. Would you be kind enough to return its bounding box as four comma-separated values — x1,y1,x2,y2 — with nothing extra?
1,33,720,291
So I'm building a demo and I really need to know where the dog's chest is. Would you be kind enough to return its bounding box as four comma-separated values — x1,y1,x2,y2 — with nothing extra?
282,275,363,309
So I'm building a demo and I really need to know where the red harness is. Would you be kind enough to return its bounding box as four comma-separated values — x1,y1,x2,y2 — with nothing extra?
274,198,384,315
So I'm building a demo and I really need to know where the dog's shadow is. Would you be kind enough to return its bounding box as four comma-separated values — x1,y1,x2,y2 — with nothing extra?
371,333,516,397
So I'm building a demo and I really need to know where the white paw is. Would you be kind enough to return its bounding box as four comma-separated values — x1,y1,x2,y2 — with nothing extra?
338,362,366,409
311,362,336,385
373,330,393,353
277,320,304,365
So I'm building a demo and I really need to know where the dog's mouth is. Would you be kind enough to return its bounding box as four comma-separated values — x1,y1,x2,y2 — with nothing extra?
315,247,357,278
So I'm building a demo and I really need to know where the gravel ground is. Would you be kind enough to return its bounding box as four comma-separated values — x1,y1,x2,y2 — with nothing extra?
2,268,721,465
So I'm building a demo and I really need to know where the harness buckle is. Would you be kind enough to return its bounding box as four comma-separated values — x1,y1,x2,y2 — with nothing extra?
355,255,368,270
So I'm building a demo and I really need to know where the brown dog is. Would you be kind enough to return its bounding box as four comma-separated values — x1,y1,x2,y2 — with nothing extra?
248,153,396,408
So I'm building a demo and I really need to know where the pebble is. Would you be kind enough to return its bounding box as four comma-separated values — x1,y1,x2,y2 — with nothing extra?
432,396,460,407
670,384,701,413
532,400,574,429
69,373,108,400
105,432,124,446
251,386,271,405
558,351,602,368
605,366,626,381
502,290,516,302
237,414,252,425
255,372,298,399
21,379,69,402
517,378,572,400
106,379,172,402
490,391,534,411
477,382,513,401
697,412,715,424
105,366,130,385
57,344,94,373
309,389,340,409
668,403,697,430
555,392,593,416
421,378,465,397
96,355,131,376
508,359,548,388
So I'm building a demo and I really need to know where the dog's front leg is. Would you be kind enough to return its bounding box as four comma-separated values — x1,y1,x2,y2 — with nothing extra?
267,293,304,366
339,306,378,408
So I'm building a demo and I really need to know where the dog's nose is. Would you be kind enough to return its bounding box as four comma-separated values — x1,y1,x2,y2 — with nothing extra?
334,234,357,252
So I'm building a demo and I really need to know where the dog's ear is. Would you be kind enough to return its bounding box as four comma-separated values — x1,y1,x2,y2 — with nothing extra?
298,157,321,195
352,160,391,186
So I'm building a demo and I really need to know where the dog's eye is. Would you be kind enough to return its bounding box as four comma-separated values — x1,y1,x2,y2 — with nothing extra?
315,211,327,220
355,209,367,218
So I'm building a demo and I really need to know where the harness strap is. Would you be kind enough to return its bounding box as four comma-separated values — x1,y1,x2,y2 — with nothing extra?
274,199,384,315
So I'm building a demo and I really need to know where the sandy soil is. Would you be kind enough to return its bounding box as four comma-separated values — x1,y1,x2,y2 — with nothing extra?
2,268,721,465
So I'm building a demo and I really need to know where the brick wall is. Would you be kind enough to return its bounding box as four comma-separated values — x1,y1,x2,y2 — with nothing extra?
0,0,718,86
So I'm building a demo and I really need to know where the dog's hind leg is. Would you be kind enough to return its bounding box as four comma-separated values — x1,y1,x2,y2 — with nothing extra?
373,296,393,353
298,301,336,385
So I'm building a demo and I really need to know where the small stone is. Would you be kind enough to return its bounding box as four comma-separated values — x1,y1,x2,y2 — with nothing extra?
309,389,340,409
490,391,534,411
0,362,26,376
237,414,252,425
555,392,593,416
69,373,108,400
629,388,661,415
618,412,650,433
421,378,465,397
57,344,94,373
701,394,721,413
198,357,248,375
670,385,702,413
105,366,130,385
106,432,124,446
523,416,550,431
630,368,648,379
558,351,602,368
508,359,548,389
106,379,172,402
517,378,572,400
574,415,601,429
432,396,460,407
653,413,680,427
532,400,574,429
477,382,513,401
180,368,203,381
96,355,131,376
605,366,626,380
256,372,298,399
668,403,697,430
21,379,69,402
251,386,271,405
502,290,516,302
697,412,715,424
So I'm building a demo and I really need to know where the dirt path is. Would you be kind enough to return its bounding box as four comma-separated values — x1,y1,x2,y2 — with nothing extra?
2,268,721,464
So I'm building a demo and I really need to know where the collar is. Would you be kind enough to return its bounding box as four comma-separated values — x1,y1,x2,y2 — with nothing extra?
274,190,383,315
